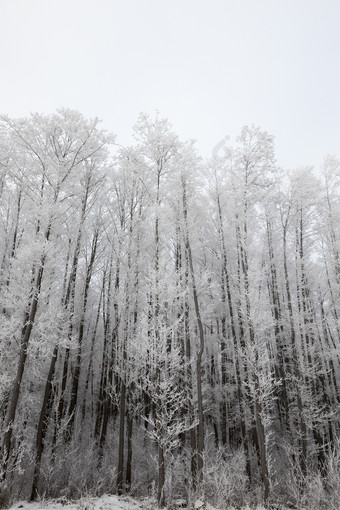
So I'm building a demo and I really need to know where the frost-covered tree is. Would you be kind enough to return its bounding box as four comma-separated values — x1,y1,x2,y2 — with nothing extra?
0,110,340,509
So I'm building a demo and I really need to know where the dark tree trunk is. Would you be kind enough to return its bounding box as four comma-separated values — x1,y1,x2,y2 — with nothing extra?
31,346,58,500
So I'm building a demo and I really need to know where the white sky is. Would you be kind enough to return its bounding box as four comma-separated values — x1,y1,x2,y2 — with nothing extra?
1,0,339,169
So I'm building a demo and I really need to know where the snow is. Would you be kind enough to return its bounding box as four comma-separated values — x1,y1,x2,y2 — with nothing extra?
9,495,152,510
7,494,229,510
7,494,289,510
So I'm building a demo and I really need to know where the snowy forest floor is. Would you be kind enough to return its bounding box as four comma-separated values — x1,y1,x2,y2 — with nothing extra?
6,493,291,510
7,495,219,510
6,493,312,510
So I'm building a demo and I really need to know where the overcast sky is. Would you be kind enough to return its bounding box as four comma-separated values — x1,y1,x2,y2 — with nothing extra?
1,0,339,170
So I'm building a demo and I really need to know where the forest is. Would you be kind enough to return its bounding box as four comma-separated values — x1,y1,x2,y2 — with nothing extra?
0,109,340,510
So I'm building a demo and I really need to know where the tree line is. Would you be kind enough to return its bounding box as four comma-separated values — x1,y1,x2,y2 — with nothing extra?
0,109,340,509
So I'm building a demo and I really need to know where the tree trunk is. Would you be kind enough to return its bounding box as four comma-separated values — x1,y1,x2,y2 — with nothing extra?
30,346,58,500
67,229,98,436
283,218,308,477
1,256,47,480
182,180,205,488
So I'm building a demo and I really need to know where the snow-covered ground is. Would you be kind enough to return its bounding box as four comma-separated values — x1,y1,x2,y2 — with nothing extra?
7,494,274,510
8,495,152,510
6,494,246,510
9,495,153,510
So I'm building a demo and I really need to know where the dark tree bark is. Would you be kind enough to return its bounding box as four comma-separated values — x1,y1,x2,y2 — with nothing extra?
182,179,205,489
67,228,99,435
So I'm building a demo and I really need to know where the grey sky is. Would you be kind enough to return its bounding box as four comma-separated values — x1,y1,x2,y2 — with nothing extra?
1,0,339,169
